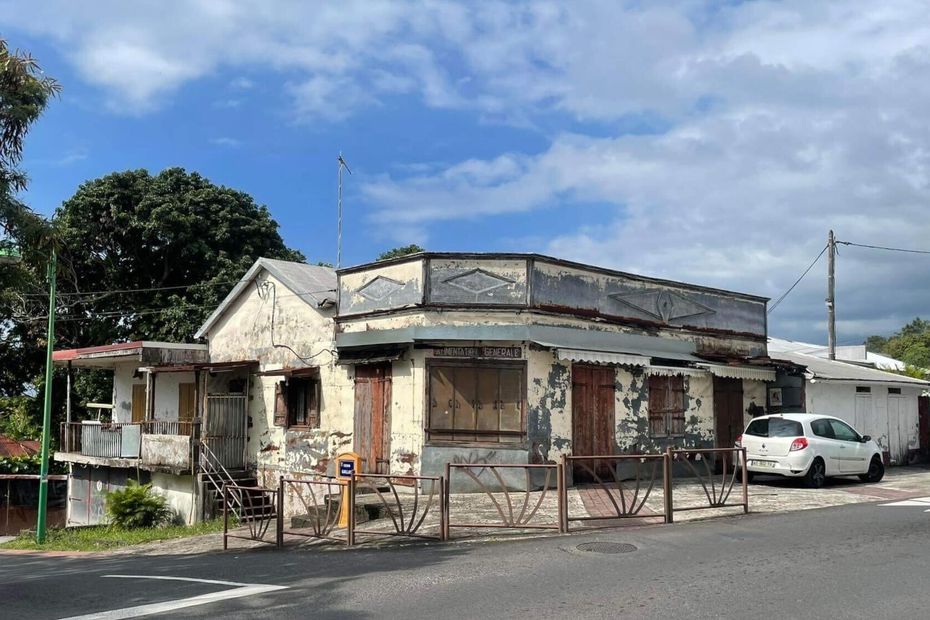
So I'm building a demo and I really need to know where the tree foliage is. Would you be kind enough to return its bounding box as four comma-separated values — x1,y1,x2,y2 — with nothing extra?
377,244,425,261
52,168,304,345
866,318,930,374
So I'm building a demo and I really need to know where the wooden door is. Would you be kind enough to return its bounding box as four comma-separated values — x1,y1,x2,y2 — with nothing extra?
571,365,616,481
354,363,392,473
919,396,929,454
713,377,744,449
131,384,146,423
178,383,196,423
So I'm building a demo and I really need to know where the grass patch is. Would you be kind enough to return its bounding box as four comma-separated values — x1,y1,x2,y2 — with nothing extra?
0,519,226,552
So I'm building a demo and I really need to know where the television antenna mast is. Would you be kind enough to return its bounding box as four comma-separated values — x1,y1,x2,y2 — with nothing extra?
337,153,352,269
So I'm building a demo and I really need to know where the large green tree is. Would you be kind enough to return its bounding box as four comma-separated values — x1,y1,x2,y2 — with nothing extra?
866,317,930,374
54,168,304,345
377,244,425,261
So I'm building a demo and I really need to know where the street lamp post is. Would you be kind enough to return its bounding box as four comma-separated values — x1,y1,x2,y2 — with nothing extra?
35,248,56,543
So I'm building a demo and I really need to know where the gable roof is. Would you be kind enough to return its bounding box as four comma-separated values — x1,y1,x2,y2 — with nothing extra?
195,258,337,339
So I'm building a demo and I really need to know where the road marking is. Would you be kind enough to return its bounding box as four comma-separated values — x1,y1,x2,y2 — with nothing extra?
59,575,288,620
879,496,930,512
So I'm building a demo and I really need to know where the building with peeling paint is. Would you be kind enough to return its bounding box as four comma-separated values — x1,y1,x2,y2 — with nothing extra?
333,253,778,484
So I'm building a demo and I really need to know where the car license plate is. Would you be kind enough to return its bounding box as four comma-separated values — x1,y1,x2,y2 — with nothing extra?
751,460,776,468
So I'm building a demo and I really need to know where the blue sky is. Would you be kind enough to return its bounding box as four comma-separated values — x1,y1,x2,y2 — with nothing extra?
5,1,930,344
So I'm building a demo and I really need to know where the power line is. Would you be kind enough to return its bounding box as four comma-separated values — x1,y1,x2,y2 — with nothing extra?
23,278,247,298
23,286,337,323
836,240,930,255
768,244,828,315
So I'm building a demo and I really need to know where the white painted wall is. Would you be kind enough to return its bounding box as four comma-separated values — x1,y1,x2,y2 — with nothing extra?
150,472,198,525
110,363,194,423
806,382,921,464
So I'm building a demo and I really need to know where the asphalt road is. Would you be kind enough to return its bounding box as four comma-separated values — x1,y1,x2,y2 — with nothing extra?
4,498,930,619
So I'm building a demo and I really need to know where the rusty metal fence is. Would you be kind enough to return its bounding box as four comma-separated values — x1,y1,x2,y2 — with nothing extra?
277,476,349,546
350,473,445,544
222,484,278,549
221,451,751,550
666,447,748,522
443,463,565,539
562,454,669,530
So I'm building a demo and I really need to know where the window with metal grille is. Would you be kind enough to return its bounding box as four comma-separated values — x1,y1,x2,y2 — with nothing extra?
427,363,524,444
888,387,901,395
648,375,686,437
856,386,871,393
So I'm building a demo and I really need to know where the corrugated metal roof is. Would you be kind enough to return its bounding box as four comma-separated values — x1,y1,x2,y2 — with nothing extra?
0,436,40,458
769,349,930,386
195,258,337,339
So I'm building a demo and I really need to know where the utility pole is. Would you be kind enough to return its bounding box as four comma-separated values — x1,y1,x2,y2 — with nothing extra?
36,248,57,544
827,230,836,360
337,153,352,269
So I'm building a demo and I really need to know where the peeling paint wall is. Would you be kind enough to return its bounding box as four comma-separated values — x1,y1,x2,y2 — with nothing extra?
150,472,198,525
527,347,571,462
339,259,424,315
742,379,768,426
206,271,350,478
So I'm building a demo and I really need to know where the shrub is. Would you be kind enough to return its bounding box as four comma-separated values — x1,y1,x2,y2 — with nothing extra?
105,480,173,529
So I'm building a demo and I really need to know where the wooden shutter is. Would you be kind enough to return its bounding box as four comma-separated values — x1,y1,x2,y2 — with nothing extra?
307,380,320,428
131,384,146,423
178,383,196,422
669,376,686,436
273,381,288,427
648,376,668,436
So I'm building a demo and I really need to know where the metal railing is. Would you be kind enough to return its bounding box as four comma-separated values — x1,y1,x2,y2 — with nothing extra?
223,484,278,549
351,474,445,544
59,422,141,459
562,454,669,530
443,463,565,539
141,420,199,436
201,441,245,519
666,447,748,522
278,477,350,546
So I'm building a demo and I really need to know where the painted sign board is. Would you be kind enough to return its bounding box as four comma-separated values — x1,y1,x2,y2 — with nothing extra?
433,346,522,359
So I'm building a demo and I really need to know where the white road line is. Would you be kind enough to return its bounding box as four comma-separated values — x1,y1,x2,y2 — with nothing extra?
59,575,288,620
879,496,930,508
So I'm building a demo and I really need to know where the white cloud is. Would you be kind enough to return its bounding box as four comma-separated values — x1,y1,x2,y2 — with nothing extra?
210,137,241,148
5,0,930,341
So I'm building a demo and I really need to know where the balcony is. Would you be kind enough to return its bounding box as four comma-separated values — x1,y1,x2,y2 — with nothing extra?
57,421,200,472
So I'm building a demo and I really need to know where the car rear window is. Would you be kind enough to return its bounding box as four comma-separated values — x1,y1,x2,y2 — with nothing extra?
745,418,803,438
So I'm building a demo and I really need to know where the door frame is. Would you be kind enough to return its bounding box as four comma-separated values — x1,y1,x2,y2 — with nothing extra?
713,376,744,449
571,364,617,480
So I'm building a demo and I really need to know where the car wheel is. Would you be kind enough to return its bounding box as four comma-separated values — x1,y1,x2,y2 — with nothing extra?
858,456,885,483
804,458,826,489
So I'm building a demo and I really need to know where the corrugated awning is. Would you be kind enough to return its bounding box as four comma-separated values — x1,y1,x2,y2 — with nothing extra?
645,365,709,378
258,366,321,377
556,349,650,367
336,345,406,366
698,364,776,381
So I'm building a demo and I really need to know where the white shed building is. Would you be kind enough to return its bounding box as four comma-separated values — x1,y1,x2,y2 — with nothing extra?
769,338,929,465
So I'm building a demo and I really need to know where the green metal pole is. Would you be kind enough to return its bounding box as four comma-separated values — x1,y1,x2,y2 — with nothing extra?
36,248,57,544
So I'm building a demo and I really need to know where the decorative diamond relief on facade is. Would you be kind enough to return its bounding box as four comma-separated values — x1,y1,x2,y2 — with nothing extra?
357,276,405,302
442,268,515,296
609,289,715,323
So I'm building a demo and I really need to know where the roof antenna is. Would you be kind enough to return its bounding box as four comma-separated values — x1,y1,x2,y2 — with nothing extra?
337,153,352,269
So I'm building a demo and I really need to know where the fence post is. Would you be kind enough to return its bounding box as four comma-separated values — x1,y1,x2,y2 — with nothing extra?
557,458,567,533
222,485,229,550
277,476,284,548
443,463,451,541
438,475,447,542
347,476,356,547
740,448,749,514
664,449,674,524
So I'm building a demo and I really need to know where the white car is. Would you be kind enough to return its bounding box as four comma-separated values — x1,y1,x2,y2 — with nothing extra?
735,413,885,488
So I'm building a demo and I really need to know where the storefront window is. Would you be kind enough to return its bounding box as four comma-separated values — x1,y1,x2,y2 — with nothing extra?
428,363,524,443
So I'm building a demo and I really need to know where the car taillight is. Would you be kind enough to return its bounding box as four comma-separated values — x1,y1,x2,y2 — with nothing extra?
734,434,742,448
790,437,809,451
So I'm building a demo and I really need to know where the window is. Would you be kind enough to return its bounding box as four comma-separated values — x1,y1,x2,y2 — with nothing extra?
856,386,871,393
745,417,803,438
428,364,524,443
828,419,859,442
648,375,685,437
889,387,902,395
273,377,320,429
810,419,835,439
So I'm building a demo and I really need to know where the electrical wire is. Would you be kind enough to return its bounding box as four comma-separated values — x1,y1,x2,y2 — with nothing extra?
836,240,930,255
767,244,828,315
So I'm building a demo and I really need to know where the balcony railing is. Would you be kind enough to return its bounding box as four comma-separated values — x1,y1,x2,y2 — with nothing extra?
60,421,201,459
